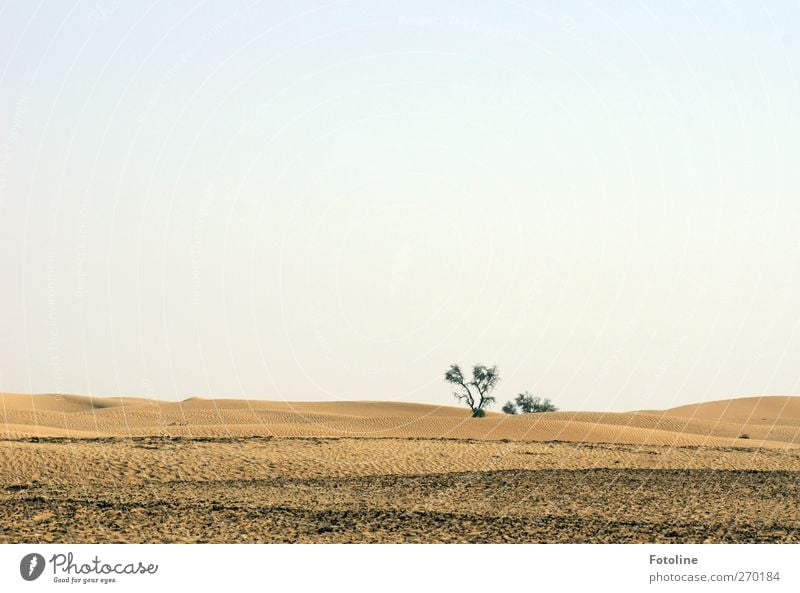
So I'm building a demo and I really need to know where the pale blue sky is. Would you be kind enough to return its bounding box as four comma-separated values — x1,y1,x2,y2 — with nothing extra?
1,1,799,411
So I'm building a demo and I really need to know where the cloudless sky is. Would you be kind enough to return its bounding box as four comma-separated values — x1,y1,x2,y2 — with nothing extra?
1,1,799,411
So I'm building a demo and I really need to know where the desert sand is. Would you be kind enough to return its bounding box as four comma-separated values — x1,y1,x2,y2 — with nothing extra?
1,393,798,543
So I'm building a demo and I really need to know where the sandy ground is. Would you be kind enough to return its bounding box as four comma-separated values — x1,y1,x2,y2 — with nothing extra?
1,394,798,543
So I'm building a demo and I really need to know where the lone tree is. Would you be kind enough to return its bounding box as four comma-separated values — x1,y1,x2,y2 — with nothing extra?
502,391,557,414
444,363,500,418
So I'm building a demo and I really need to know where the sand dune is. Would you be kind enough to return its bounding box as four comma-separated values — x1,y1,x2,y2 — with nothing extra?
663,395,800,425
1,392,798,447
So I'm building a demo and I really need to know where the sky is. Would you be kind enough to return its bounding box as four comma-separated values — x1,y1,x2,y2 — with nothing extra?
1,1,799,412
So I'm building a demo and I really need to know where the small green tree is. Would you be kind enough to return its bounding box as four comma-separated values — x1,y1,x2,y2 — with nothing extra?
501,401,518,415
444,363,499,418
509,391,557,413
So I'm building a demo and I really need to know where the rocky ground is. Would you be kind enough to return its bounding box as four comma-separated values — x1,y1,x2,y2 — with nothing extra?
1,437,797,543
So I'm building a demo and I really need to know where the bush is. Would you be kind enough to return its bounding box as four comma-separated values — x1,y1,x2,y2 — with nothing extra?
503,392,558,414
501,401,518,415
